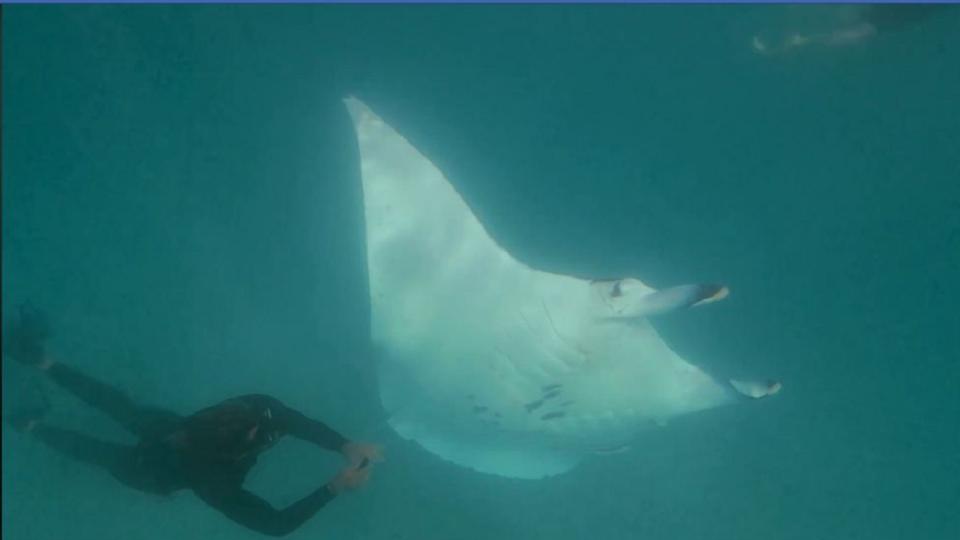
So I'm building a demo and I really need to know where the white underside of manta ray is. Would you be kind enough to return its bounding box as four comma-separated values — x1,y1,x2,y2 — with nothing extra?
344,97,781,479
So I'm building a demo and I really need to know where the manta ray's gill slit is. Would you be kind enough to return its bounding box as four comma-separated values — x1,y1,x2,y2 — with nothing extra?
538,300,590,371
491,345,532,386
498,326,563,383
514,318,569,380
517,310,539,342
540,300,568,349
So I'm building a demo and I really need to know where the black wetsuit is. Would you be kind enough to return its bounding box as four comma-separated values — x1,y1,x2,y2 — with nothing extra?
30,363,348,537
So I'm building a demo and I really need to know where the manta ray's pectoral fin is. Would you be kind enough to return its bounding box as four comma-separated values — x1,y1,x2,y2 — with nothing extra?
729,378,783,399
593,280,729,318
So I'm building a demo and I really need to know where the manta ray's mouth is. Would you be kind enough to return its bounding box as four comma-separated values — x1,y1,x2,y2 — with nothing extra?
344,97,779,479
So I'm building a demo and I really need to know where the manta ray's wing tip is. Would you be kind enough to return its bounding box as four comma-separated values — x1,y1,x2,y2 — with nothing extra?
730,378,782,399
340,94,363,111
343,96,376,126
342,95,367,114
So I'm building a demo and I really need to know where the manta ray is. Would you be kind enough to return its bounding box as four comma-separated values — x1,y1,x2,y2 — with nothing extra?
344,97,780,479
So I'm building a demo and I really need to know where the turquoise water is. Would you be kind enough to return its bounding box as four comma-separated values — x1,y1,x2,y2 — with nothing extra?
3,5,958,540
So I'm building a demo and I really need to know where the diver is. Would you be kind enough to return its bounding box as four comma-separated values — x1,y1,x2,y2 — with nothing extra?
752,4,954,56
4,306,383,537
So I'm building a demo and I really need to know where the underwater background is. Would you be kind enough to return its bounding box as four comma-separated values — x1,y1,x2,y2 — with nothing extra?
3,4,958,540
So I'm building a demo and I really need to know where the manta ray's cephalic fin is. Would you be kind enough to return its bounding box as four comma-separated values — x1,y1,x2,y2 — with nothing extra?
592,280,729,318
729,379,783,399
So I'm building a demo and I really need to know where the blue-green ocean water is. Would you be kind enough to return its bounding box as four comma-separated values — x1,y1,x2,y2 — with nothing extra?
3,5,958,540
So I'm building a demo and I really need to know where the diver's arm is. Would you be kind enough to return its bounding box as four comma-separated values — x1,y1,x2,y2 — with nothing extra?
273,403,350,452
239,394,348,452
238,394,383,464
272,403,384,465
193,484,336,537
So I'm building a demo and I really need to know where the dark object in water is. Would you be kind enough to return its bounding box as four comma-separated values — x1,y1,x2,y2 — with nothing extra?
540,411,566,421
861,4,955,33
524,399,545,413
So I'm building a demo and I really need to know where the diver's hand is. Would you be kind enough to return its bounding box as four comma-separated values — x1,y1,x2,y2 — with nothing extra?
341,441,384,468
326,463,372,495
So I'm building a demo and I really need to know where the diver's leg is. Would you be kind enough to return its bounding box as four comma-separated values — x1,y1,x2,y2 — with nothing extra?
20,421,166,493
44,362,142,432
4,306,182,437
29,423,133,471
44,362,182,438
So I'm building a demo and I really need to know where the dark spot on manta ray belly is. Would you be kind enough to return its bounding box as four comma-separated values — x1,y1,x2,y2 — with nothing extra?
611,282,623,298
540,411,566,421
525,399,545,413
